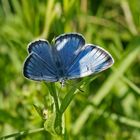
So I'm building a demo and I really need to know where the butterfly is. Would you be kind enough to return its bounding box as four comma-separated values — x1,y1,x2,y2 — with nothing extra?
23,33,114,85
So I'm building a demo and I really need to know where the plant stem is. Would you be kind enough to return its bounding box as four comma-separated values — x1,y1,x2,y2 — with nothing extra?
0,128,44,139
46,83,63,135
52,89,63,135
50,84,59,110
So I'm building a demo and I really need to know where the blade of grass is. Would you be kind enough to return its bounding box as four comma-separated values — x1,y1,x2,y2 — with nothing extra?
41,0,57,38
72,105,93,135
11,0,22,17
72,105,140,135
21,0,33,27
1,0,11,17
121,0,138,35
121,76,140,95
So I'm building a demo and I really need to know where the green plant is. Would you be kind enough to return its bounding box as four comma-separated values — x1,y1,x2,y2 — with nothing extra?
0,0,140,139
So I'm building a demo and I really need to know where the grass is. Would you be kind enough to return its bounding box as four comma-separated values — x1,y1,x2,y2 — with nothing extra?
0,0,140,139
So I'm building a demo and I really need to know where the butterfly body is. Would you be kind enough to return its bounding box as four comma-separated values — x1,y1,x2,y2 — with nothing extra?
23,33,114,84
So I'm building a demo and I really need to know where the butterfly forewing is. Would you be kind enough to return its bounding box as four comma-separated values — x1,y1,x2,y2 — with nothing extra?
66,44,114,79
55,33,85,71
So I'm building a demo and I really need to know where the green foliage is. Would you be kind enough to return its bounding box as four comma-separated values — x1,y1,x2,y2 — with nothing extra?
0,0,140,139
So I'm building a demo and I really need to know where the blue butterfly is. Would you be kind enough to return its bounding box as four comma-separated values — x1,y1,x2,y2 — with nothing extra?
23,33,114,85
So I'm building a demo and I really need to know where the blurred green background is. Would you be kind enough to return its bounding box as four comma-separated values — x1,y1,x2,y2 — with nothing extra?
0,0,140,139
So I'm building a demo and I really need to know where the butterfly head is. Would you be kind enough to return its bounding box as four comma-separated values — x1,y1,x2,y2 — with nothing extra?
59,77,67,87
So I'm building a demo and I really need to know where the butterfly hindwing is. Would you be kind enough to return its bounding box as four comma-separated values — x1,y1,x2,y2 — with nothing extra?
23,52,57,82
